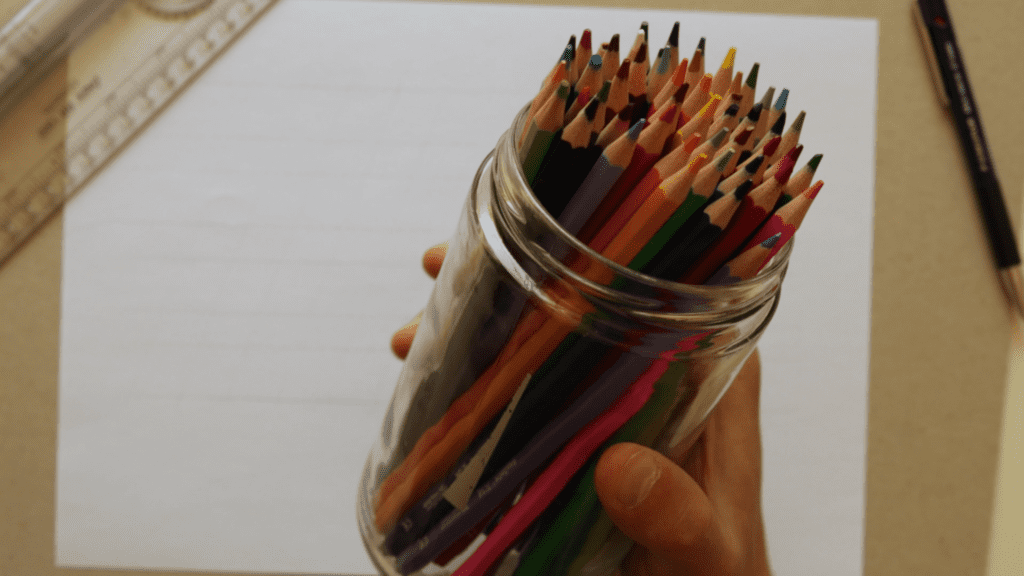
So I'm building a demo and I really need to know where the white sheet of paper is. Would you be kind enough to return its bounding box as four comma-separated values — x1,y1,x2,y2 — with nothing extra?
55,1,878,574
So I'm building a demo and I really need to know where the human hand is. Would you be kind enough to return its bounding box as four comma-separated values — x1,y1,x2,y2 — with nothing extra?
390,242,771,576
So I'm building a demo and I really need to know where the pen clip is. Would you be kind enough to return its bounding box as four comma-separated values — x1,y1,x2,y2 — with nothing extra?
913,1,951,109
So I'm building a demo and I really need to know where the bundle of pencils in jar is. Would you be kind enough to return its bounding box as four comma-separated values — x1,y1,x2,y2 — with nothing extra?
359,22,823,576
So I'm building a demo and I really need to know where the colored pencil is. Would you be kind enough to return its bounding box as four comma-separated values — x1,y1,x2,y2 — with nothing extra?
710,47,737,98
681,72,713,121
571,29,592,84
780,153,823,205
595,102,634,147
750,85,775,142
768,109,805,167
576,103,681,244
641,179,753,279
765,87,789,139
603,57,631,124
559,119,646,235
601,34,620,83
520,81,571,183
533,98,603,219
671,93,720,147
681,153,796,282
684,37,705,88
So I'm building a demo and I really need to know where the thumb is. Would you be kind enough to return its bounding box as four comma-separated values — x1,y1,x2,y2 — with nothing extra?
594,442,728,575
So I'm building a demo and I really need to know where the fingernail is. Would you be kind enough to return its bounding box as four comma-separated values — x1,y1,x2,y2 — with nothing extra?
616,448,661,509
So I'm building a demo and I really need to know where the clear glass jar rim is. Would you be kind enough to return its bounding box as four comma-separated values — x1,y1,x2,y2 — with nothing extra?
492,105,793,308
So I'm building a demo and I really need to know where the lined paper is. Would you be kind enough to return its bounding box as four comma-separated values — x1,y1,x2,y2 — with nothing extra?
56,1,878,573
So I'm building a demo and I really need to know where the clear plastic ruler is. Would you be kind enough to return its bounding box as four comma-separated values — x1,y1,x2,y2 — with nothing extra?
0,0,278,267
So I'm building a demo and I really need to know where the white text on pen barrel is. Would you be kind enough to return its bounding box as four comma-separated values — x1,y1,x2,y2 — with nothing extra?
945,41,988,172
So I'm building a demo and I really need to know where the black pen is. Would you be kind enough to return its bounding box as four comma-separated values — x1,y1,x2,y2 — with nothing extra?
913,0,1024,320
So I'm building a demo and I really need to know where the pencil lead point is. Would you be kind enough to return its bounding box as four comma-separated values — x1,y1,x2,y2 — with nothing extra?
616,58,630,80
589,54,602,70
759,86,776,108
806,180,824,200
635,43,648,64
640,22,649,43
733,126,754,145
746,102,763,122
711,127,730,147
617,103,634,121
627,118,646,139
715,148,736,171
746,63,760,88
697,37,706,52
669,22,680,47
774,88,789,111
722,47,737,69
657,50,671,73
774,153,797,184
580,29,592,51
808,153,823,172
770,111,787,135
790,110,806,132
736,150,753,166
724,102,740,117
762,233,782,249
609,33,620,52
555,80,571,100
745,154,764,173
658,103,678,123
787,144,804,165
672,82,689,103
597,80,611,102
734,178,754,200
762,136,782,157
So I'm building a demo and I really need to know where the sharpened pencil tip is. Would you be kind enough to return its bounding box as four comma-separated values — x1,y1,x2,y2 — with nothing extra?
734,178,754,200
627,118,646,139
808,153,823,172
806,180,824,200
697,37,706,51
658,103,678,123
609,33,620,52
770,111,787,135
589,54,602,69
715,148,736,170
759,86,775,107
762,232,782,249
584,97,601,119
736,150,753,166
721,47,737,69
762,136,782,157
791,110,806,132
733,126,754,145
597,80,611,102
774,88,789,111
672,82,689,102
616,58,630,80
669,22,680,47
746,102,763,122
774,153,797,184
580,29,592,51
746,63,760,88
711,127,730,147
657,50,671,73
788,144,804,165
640,22,649,42
724,102,740,117
745,154,764,172
635,43,648,63
555,80,571,100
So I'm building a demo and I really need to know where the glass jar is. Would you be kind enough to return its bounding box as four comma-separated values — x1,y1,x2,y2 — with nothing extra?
358,107,791,576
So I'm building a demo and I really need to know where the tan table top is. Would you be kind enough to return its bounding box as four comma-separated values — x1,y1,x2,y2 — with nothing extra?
2,0,1021,575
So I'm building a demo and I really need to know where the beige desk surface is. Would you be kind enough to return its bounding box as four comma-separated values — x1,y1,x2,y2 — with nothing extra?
1,0,1022,575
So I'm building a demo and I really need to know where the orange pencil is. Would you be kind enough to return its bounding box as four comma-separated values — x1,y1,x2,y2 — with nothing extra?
671,94,720,147
684,37,705,88
681,72,713,121
587,136,703,253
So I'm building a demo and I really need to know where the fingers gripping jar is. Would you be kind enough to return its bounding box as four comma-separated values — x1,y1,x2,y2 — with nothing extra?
358,107,791,576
